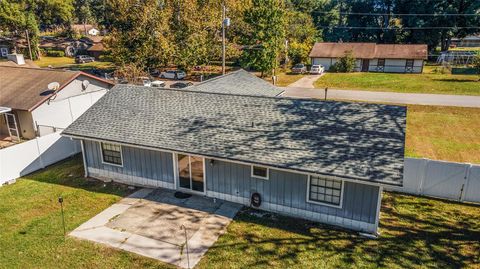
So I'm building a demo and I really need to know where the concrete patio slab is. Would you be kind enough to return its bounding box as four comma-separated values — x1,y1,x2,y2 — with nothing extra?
70,187,242,268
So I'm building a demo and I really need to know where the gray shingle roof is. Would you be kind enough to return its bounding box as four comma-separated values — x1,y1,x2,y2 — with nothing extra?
63,85,406,186
188,69,284,96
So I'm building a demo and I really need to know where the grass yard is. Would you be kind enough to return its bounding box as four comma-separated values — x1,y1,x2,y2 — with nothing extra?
0,156,172,269
263,71,305,87
405,105,480,163
314,68,480,95
198,193,480,269
34,56,115,71
1,158,479,268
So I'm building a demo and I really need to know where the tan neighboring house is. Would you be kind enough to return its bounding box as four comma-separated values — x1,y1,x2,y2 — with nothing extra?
0,66,113,148
309,42,428,73
84,36,105,60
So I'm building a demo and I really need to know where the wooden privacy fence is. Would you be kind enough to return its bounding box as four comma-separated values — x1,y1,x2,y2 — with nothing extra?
388,158,480,204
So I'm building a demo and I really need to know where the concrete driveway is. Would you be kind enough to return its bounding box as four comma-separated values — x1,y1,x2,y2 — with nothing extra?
71,188,242,268
287,73,324,88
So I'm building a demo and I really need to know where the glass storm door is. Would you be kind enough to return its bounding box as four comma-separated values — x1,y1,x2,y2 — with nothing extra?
177,154,204,193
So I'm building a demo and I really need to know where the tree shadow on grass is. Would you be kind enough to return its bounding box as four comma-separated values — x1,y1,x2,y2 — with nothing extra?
431,78,478,83
208,195,480,269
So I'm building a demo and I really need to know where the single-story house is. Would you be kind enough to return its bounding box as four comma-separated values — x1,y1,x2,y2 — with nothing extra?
73,24,100,36
309,42,428,73
62,72,406,234
87,43,104,60
451,35,480,48
0,65,113,148
189,69,284,96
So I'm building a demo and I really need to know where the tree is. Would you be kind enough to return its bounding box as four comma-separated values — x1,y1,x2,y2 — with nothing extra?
106,0,175,69
330,50,356,72
0,1,41,59
240,0,286,76
285,9,318,64
312,0,480,51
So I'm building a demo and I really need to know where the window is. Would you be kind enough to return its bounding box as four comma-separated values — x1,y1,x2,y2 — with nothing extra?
101,143,123,166
251,165,269,179
377,58,385,67
308,176,343,207
406,59,414,68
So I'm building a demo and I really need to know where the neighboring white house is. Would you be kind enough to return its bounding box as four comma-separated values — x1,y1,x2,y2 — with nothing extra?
0,64,113,185
309,42,428,73
72,24,100,36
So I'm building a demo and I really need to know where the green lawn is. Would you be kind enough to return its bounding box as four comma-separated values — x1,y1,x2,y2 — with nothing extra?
314,68,480,95
1,158,479,268
270,72,305,87
34,56,115,71
198,193,480,269
0,157,172,269
406,105,480,163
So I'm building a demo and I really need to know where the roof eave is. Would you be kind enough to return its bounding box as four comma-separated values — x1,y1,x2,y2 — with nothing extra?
28,71,114,112
61,132,404,187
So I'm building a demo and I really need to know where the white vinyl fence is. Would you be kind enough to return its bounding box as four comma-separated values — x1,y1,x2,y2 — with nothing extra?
389,158,480,204
0,132,80,185
0,87,107,186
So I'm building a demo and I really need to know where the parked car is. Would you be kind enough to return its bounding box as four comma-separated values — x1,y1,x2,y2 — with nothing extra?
150,80,166,88
142,78,166,88
170,81,193,89
291,63,307,74
75,55,95,64
150,69,160,77
160,70,186,80
310,64,325,74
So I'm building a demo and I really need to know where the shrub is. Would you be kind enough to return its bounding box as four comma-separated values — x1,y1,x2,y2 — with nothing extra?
336,50,356,72
46,50,65,57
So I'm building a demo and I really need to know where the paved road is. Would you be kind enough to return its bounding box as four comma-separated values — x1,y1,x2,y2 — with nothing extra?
282,87,480,107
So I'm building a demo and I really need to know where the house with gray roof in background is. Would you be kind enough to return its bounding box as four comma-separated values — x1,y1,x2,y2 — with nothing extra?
62,73,406,235
190,69,284,96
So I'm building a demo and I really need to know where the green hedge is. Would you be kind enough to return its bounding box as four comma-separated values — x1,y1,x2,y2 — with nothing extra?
45,50,65,57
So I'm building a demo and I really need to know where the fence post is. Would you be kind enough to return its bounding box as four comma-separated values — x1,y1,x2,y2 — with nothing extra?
35,137,45,169
418,158,429,195
460,164,472,202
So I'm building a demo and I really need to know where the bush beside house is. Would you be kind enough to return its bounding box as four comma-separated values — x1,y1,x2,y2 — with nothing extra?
330,50,356,72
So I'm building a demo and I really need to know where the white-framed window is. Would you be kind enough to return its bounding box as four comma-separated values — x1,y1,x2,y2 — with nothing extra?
251,165,269,180
307,176,343,208
100,142,123,166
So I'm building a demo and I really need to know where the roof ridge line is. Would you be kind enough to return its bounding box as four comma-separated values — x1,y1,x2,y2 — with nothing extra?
192,69,243,87
115,84,405,109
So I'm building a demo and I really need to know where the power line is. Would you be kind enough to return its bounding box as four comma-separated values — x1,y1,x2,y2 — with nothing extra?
319,26,480,30
313,11,480,16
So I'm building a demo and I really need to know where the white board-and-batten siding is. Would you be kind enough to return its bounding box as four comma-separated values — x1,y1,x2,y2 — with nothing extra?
82,140,380,233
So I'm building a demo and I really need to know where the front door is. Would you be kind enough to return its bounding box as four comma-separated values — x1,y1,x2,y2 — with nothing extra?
177,154,205,193
361,59,370,72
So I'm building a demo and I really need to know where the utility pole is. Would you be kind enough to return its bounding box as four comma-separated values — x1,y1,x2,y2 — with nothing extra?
222,3,226,75
25,30,33,60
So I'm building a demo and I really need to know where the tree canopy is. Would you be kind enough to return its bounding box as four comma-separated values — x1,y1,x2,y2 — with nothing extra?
0,0,479,68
